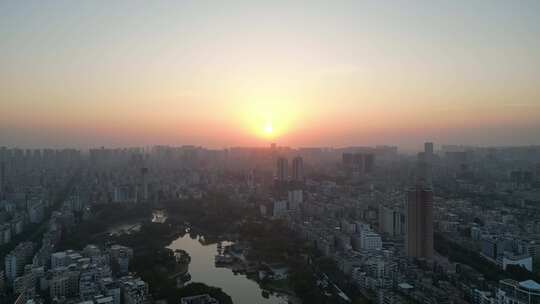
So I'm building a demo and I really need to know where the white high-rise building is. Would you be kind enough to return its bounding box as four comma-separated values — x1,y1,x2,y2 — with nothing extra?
359,230,382,251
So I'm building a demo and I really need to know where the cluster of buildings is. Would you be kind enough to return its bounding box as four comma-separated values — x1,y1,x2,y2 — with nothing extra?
0,147,84,248
0,146,152,304
0,192,50,246
3,142,540,304
275,142,540,304
342,152,376,179
5,243,146,304
0,180,144,304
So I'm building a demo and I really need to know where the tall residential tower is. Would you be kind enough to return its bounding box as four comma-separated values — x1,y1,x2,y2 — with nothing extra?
291,156,304,182
276,157,288,182
406,142,434,259
405,186,434,259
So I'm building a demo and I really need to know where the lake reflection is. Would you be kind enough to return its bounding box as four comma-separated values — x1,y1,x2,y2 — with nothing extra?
167,233,289,304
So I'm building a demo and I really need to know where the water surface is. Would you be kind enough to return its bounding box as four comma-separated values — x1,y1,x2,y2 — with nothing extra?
167,233,289,304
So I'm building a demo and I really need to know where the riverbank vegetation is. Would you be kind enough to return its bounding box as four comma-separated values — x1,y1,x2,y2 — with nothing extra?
58,193,371,303
177,283,233,304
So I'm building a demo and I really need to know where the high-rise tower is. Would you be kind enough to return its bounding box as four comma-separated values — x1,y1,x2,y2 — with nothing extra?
405,185,434,259
141,167,149,201
276,157,288,182
291,156,303,182
424,142,434,155
0,161,5,199
406,144,434,259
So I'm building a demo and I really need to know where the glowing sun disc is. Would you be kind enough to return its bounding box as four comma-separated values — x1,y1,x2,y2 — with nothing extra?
264,124,273,134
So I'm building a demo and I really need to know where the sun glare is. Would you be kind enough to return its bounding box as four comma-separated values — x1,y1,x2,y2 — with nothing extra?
264,123,273,135
238,98,299,142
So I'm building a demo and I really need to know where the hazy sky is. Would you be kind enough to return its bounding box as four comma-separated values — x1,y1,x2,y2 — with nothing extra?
1,0,539,150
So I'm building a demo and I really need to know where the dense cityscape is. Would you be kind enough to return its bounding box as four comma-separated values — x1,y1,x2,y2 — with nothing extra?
1,143,540,304
2,1,540,304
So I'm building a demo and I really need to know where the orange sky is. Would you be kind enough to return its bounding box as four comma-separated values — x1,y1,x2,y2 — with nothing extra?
1,1,539,149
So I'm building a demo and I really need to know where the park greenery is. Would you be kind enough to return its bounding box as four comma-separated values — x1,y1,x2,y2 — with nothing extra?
56,193,374,304
434,232,540,283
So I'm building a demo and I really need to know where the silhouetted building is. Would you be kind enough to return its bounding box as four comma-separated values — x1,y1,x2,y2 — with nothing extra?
343,152,375,177
406,148,434,259
364,153,375,174
276,157,288,182
0,161,4,199
406,186,434,259
424,142,434,155
291,156,303,182
141,167,149,201
342,153,353,167
379,205,405,236
416,153,432,185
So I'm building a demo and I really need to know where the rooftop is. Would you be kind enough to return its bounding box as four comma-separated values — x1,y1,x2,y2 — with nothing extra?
519,280,540,291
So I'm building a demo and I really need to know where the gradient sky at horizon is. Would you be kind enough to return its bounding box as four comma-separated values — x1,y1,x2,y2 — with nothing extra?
1,0,539,150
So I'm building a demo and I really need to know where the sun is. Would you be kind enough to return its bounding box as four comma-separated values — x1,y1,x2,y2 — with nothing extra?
264,123,273,135
239,99,296,140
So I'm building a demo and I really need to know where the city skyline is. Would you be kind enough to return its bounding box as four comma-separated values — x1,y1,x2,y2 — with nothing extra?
2,1,540,149
4,2,540,304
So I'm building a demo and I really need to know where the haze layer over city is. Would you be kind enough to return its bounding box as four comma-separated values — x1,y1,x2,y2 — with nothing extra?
1,1,540,304
2,1,540,149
